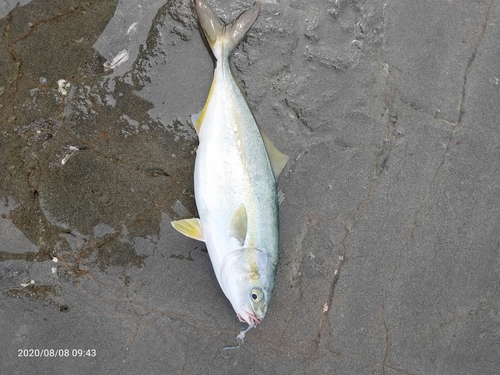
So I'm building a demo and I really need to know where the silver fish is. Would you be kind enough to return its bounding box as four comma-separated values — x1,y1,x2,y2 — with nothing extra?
172,0,288,337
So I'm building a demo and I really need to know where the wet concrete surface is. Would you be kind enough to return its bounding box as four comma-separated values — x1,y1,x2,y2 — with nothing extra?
1,0,499,374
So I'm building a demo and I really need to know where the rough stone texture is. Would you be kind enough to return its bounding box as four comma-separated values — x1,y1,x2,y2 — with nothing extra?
1,0,499,374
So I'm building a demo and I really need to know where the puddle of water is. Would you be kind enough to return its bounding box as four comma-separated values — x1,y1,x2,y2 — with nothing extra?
0,0,209,312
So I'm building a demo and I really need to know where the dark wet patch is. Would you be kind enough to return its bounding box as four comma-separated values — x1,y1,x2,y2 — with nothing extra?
96,241,145,270
0,0,198,273
168,252,194,262
3,284,66,310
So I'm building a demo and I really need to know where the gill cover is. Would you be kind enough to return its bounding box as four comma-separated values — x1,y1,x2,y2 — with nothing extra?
219,248,270,319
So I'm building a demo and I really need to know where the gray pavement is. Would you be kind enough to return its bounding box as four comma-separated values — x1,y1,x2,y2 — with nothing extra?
1,0,499,374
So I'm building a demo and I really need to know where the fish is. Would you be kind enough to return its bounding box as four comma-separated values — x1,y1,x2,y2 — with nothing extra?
171,0,288,338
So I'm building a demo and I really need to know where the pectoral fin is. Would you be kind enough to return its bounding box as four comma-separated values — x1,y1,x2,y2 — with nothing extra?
229,204,247,246
171,218,204,241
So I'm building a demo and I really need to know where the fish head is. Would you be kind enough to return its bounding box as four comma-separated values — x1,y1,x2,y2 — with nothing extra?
220,247,274,326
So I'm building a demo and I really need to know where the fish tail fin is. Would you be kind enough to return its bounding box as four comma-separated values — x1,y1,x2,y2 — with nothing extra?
194,0,261,61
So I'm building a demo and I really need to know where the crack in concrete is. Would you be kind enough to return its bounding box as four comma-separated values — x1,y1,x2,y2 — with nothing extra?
316,228,347,352
13,6,85,44
455,0,494,126
277,211,313,350
123,322,141,361
317,178,378,355
380,2,495,373
3,14,23,107
398,96,458,128
313,1,395,357
284,97,314,132
73,283,225,339
384,363,418,375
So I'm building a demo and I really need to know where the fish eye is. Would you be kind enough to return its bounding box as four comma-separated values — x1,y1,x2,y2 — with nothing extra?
250,288,263,303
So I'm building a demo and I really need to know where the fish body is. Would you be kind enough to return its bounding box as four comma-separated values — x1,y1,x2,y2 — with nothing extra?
172,0,288,330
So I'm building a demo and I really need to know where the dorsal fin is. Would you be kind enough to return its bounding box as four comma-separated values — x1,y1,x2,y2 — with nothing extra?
259,129,289,179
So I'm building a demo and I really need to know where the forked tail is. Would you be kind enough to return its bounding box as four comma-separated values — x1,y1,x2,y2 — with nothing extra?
194,0,261,61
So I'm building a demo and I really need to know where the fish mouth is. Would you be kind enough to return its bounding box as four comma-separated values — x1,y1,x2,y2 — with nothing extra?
237,307,261,327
